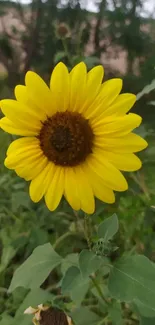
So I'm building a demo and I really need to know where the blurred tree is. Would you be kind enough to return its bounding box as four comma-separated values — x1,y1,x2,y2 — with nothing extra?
0,0,91,88
0,0,155,95
94,0,154,75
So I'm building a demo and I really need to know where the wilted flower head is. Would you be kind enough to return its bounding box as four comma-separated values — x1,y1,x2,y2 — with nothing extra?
24,304,72,325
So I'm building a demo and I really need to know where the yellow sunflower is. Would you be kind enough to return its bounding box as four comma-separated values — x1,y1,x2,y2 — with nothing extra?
0,62,147,214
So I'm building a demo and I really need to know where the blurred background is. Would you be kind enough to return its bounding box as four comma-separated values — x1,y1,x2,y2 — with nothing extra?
0,0,155,122
0,0,155,324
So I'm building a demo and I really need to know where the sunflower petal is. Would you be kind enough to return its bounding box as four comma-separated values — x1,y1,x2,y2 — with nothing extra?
95,150,142,171
25,71,53,116
94,133,148,153
64,168,80,210
74,166,95,214
29,163,53,202
0,117,38,136
45,167,64,211
5,149,43,169
87,154,128,191
50,62,70,112
93,113,142,136
69,62,87,112
7,137,40,156
0,100,41,131
86,78,123,120
15,155,48,181
15,85,47,121
81,65,104,113
83,163,115,203
99,93,137,119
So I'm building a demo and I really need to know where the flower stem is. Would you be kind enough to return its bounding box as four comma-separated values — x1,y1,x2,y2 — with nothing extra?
53,231,75,250
62,38,73,67
84,213,92,250
90,276,110,306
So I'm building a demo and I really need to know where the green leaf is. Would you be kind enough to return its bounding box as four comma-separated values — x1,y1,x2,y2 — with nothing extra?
61,266,89,305
137,79,155,100
0,314,13,325
140,317,155,325
71,307,102,325
108,255,155,315
9,243,62,292
12,288,53,325
149,101,155,106
11,191,30,212
0,246,17,273
134,299,155,318
61,253,79,275
108,301,123,325
84,56,101,69
54,51,66,64
98,214,119,241
79,249,104,278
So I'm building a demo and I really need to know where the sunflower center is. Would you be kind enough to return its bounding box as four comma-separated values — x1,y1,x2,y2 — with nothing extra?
39,111,94,166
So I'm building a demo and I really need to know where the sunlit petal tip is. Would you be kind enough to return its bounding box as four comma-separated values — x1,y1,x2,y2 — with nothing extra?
135,158,142,171
0,99,10,109
55,61,68,70
118,78,123,88
14,84,25,100
124,180,128,191
132,93,137,101
110,78,123,93
25,71,40,85
108,194,116,204
14,84,20,96
126,93,137,109
71,61,87,73
0,118,4,128
91,64,104,72
84,205,95,215
29,188,40,203
131,113,142,127
4,157,13,169
25,70,33,82
90,65,104,81
0,99,14,116
142,138,148,149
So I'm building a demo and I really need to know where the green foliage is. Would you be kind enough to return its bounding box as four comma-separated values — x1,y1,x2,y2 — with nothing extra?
140,317,155,325
71,307,102,325
79,250,103,278
9,243,62,292
61,266,90,305
98,214,119,241
137,80,155,100
108,301,123,325
0,1,155,325
12,288,53,325
108,255,155,315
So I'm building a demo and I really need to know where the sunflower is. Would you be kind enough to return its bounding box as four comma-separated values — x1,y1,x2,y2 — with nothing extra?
0,62,147,214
